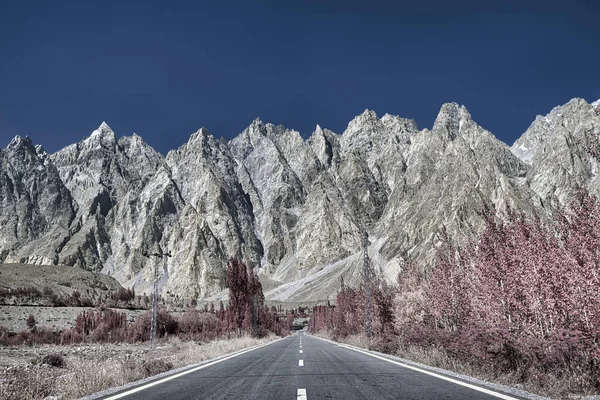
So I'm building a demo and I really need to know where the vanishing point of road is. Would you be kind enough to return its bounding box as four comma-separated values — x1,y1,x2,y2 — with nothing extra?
98,332,528,400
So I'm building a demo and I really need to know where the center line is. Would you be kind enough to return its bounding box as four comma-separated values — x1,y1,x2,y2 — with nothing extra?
299,359,304,366
297,388,307,400
299,350,303,353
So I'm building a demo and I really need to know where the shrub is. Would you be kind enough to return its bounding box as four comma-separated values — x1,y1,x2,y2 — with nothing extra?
26,314,36,331
40,353,65,368
370,328,399,354
60,328,84,345
142,359,173,376
129,308,178,342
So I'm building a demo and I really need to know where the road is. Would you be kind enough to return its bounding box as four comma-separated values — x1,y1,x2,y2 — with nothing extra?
100,332,527,400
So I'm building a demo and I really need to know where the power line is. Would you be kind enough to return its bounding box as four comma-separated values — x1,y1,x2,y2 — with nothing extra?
142,249,172,347
363,231,372,339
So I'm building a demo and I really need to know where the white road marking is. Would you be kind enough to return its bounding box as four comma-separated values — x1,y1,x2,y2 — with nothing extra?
297,388,307,399
312,336,520,400
299,350,303,353
102,338,283,399
299,359,304,366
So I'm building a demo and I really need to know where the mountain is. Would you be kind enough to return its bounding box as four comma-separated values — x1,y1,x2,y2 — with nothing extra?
1,98,599,303
0,136,76,265
49,122,165,271
377,103,536,269
511,98,600,203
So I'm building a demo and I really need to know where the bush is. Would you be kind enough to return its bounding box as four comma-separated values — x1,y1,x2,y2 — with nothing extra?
114,287,135,302
370,329,399,354
26,314,36,331
142,359,173,376
40,353,65,368
60,328,84,345
129,308,178,342
178,308,223,341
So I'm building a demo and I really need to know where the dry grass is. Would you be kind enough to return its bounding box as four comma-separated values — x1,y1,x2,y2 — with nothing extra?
0,335,277,400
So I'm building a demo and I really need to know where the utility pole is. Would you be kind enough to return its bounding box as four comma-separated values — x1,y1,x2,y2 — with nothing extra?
142,249,171,347
363,231,372,339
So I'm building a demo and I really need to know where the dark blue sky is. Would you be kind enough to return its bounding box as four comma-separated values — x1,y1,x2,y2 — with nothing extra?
1,0,599,155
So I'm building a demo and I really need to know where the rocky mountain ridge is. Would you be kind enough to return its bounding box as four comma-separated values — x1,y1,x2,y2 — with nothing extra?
1,98,599,302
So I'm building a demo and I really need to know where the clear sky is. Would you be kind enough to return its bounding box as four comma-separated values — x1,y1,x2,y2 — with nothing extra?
1,0,599,155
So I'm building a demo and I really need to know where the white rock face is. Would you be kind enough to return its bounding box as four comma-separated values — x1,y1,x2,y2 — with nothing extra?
2,98,599,302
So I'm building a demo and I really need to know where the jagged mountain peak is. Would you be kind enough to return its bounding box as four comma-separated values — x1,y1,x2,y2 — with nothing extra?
310,124,338,140
92,121,115,137
381,113,419,132
188,127,212,142
345,109,380,131
167,127,227,164
82,122,117,148
3,135,47,171
117,132,144,147
432,102,473,141
7,135,34,150
509,97,600,203
360,108,378,116
244,118,280,135
511,98,598,165
542,98,589,122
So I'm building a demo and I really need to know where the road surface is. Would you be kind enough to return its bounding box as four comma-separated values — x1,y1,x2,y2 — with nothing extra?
100,332,527,400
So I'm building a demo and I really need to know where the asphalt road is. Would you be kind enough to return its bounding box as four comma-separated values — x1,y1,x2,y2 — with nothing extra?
100,332,527,400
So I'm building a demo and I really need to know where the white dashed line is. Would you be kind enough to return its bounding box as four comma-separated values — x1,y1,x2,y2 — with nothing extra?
297,388,307,399
299,359,304,366
299,350,303,353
